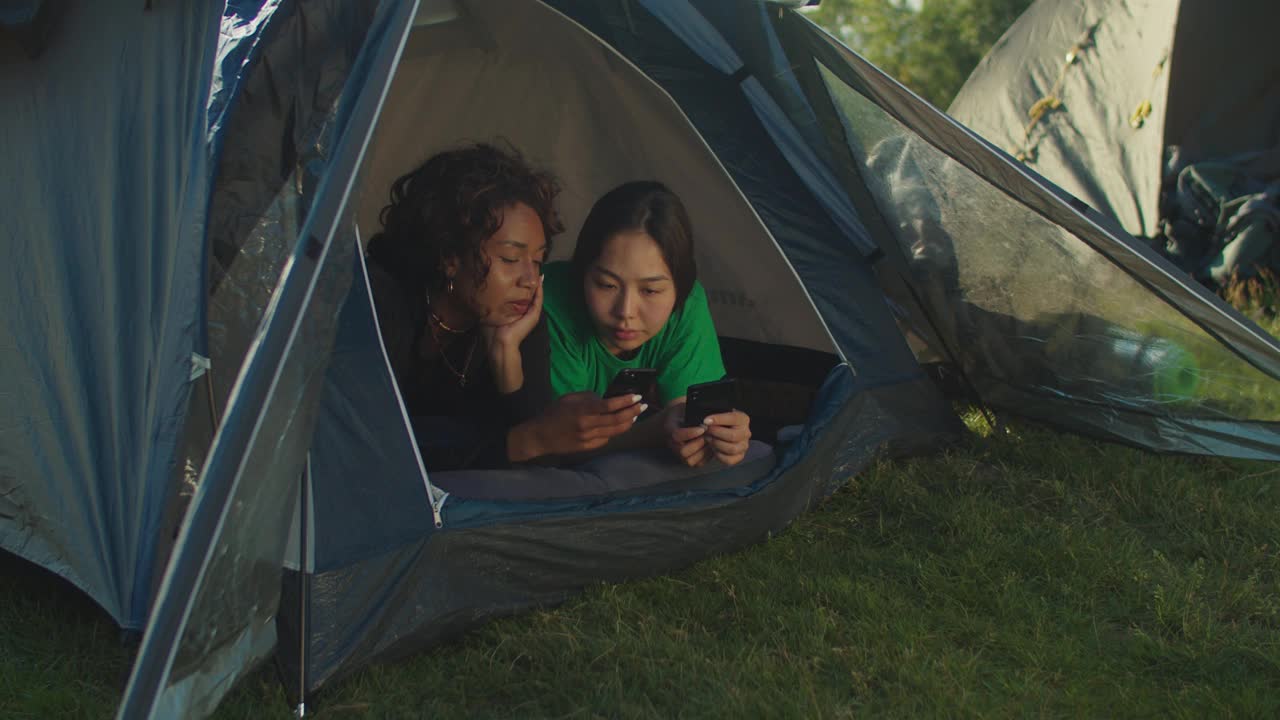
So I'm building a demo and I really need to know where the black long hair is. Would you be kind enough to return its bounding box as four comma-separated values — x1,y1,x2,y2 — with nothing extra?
366,142,562,299
571,181,697,308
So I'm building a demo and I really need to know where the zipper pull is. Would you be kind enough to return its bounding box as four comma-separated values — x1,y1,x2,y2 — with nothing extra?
430,490,449,529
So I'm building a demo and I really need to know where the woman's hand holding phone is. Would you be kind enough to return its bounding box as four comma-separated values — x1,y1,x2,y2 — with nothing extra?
662,399,752,468
701,410,751,466
507,391,646,461
663,399,710,467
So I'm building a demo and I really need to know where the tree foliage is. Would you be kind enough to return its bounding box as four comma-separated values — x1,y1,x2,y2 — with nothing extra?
804,0,1034,108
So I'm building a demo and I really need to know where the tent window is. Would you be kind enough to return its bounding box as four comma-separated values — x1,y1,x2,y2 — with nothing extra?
815,61,1279,422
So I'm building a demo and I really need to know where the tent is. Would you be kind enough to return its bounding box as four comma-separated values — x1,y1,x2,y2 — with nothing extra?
1,1,1277,717
948,0,1280,284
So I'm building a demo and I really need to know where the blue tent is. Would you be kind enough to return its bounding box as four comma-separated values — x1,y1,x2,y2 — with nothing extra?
2,1,1278,717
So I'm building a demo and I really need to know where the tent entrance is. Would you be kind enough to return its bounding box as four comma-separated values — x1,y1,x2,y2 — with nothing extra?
354,0,841,360
349,0,844,443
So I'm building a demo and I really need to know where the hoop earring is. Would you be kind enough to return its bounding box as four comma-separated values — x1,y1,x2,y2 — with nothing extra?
447,278,454,295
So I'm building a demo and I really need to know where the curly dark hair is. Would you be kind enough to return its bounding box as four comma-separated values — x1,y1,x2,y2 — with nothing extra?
366,142,563,300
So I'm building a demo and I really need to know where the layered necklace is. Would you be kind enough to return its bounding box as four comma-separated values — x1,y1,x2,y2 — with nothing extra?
428,306,477,387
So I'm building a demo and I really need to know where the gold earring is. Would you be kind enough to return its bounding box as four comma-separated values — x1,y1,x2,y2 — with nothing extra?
447,279,454,295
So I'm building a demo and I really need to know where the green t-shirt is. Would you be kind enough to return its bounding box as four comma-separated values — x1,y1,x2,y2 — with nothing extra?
542,261,726,404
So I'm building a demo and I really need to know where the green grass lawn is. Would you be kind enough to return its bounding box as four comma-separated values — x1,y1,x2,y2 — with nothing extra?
4,411,1278,719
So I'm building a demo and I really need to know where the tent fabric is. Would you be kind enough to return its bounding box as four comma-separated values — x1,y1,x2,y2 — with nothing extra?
0,1,43,24
140,0,393,644
277,367,959,696
787,14,1280,385
948,0,1280,290
207,0,385,409
0,0,222,630
209,1,287,151
946,0,1176,239
637,0,879,260
948,0,1280,242
353,0,838,355
783,15,1280,456
116,2,418,717
1162,2,1280,167
0,0,62,58
0,1,1276,718
304,245,448,576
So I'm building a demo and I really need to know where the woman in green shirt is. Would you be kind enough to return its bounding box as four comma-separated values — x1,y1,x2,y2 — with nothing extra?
543,181,753,467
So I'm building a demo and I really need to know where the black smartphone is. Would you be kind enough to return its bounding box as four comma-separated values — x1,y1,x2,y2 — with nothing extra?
603,368,658,403
682,377,739,427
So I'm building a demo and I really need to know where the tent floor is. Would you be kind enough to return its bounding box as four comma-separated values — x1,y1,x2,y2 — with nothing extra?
432,439,777,501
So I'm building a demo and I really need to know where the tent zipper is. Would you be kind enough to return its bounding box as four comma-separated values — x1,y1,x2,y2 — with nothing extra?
427,484,449,529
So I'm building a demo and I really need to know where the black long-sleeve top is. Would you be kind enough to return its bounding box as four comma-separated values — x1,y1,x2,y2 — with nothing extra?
366,258,552,471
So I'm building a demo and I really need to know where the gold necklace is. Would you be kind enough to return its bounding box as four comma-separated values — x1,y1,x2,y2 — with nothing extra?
426,285,471,334
444,336,476,387
429,321,477,387
430,308,470,334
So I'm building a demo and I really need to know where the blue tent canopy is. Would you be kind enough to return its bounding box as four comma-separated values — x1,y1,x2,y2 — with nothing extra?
1,1,1277,718
0,0,221,630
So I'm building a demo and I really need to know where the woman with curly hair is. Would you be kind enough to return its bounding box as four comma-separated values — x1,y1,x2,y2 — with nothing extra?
366,143,644,470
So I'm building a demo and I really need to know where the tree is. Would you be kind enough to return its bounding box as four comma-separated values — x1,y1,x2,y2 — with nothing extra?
804,0,1034,108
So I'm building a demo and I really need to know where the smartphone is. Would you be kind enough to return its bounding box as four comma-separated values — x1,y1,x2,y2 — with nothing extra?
603,368,658,404
682,377,739,427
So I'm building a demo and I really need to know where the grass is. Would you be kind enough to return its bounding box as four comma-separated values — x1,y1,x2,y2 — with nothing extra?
4,409,1279,719
1221,269,1280,330
0,555,135,718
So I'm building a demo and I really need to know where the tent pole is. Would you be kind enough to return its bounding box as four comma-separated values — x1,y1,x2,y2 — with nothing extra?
205,365,219,428
294,454,312,718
